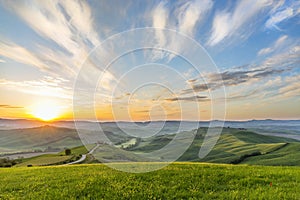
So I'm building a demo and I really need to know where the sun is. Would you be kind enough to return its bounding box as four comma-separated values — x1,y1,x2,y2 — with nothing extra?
30,102,61,121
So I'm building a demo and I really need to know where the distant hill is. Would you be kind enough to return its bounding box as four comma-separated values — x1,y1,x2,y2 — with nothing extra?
0,125,133,154
0,126,82,154
193,128,300,165
127,127,300,166
1,124,300,166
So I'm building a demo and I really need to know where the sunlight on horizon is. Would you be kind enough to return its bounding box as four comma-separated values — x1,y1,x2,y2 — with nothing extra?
29,101,61,121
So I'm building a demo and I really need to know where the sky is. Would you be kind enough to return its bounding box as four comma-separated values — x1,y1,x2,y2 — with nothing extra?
0,0,299,121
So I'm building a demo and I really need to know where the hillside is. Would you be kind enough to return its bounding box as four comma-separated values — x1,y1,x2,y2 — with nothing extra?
0,163,299,199
128,127,300,165
0,125,135,154
1,126,300,166
0,126,82,153
12,144,95,167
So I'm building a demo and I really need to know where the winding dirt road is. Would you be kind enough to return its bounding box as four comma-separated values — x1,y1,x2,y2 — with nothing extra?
66,144,100,165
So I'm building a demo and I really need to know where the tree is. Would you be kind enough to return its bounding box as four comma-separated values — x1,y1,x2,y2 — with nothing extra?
65,148,71,155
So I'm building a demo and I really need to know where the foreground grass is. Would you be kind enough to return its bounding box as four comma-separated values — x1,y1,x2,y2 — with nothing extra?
0,163,299,199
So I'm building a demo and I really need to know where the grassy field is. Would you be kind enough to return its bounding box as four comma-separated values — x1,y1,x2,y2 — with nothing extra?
2,126,300,166
128,128,300,165
243,143,300,166
13,145,93,167
0,163,299,199
14,154,73,167
0,125,82,153
5,127,300,167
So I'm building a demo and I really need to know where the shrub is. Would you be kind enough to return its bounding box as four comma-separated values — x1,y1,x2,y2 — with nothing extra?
65,148,71,155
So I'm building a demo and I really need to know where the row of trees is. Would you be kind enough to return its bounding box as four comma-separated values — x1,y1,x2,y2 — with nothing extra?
0,158,18,168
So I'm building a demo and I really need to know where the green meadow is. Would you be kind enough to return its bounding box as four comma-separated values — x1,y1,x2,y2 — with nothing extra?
0,163,299,199
13,145,94,167
1,127,300,199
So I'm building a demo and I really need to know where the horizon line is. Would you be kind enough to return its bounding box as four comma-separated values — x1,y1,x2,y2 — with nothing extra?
1,117,300,123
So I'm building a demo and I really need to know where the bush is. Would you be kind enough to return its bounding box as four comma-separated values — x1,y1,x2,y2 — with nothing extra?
65,149,71,155
231,151,262,164
0,158,17,168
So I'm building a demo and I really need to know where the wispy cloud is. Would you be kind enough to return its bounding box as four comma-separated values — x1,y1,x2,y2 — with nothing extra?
0,104,23,109
279,81,300,98
165,95,208,102
176,0,213,36
258,35,289,56
261,45,300,68
265,1,300,30
0,41,49,70
0,76,72,99
207,0,272,46
278,75,300,98
182,41,300,97
149,0,213,61
0,0,102,80
181,83,209,94
2,0,100,54
151,1,169,47
0,0,123,111
0,40,79,78
188,67,288,93
150,1,169,60
225,89,261,101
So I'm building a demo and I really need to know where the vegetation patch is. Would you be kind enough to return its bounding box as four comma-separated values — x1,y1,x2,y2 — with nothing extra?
0,163,299,199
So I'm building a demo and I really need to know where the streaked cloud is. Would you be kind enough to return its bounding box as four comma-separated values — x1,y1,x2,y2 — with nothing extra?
261,44,300,68
0,104,23,109
258,35,289,56
0,76,72,99
165,95,208,102
177,0,213,36
182,45,299,95
0,40,78,78
265,1,300,30
278,75,300,98
151,1,168,46
150,0,213,61
207,0,272,46
279,81,300,98
0,41,49,70
2,0,100,54
181,83,209,94
1,0,101,80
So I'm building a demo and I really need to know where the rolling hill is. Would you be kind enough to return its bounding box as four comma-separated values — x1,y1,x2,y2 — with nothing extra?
0,125,82,154
1,125,300,166
126,127,300,165
0,125,131,154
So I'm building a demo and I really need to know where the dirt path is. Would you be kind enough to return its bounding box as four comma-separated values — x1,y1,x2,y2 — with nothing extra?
66,144,100,165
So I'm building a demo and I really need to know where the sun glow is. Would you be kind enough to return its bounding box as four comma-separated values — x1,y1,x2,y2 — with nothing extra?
30,102,61,121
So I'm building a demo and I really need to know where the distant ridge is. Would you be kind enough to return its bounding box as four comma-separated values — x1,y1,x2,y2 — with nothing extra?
1,118,300,123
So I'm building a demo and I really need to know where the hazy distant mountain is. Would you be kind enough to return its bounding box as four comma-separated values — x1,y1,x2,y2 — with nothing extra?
1,122,300,166
1,118,299,140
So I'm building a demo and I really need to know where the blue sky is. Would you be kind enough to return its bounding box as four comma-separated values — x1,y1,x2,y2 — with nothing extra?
0,0,299,121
